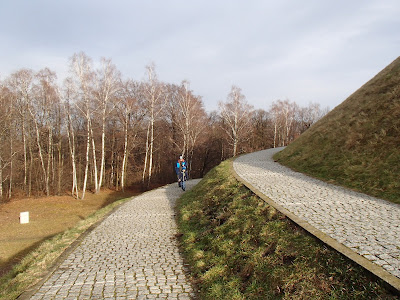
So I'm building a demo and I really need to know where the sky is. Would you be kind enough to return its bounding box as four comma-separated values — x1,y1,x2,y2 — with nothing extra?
0,0,399,112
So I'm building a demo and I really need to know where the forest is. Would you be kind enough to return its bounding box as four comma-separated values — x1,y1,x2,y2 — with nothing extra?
0,52,329,200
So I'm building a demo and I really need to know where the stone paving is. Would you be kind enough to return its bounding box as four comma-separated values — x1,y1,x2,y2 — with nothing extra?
28,179,201,300
233,148,400,279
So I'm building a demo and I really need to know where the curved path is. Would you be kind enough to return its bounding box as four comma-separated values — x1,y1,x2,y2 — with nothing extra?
26,180,200,300
233,148,400,291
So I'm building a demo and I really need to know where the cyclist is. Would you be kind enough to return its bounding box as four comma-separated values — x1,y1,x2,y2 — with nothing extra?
180,160,187,191
175,156,185,187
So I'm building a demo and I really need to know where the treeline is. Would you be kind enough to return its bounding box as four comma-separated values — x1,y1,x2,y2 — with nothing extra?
0,52,328,200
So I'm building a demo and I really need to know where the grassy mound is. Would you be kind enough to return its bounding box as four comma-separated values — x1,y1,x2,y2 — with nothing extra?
274,56,400,204
176,160,396,299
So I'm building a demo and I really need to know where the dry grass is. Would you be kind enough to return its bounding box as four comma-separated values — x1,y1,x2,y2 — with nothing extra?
176,161,396,299
0,189,138,300
274,56,400,204
0,189,138,277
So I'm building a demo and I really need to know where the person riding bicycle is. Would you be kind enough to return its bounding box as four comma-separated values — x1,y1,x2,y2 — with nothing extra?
175,155,187,190
175,156,185,186
180,160,187,191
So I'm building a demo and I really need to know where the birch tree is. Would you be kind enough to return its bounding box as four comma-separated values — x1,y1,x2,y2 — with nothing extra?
173,81,206,174
69,52,94,200
141,64,165,186
219,85,253,157
61,77,80,198
0,81,11,199
7,69,36,196
270,99,299,146
91,58,121,193
116,79,143,191
30,68,59,196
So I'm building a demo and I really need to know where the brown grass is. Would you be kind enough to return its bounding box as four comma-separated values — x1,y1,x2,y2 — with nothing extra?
274,56,400,204
0,189,139,277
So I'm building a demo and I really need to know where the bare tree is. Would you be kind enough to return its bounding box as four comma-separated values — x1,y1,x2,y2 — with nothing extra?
60,77,80,198
270,99,299,147
6,69,35,196
116,79,143,191
250,109,274,150
69,52,94,200
298,102,329,133
92,57,121,193
29,68,60,196
219,85,253,157
0,80,11,199
141,64,166,186
173,81,206,173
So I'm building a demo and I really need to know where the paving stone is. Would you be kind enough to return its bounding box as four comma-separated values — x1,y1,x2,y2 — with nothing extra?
233,148,400,280
29,180,200,299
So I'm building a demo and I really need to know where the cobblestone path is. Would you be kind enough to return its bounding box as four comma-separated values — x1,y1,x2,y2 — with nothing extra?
233,148,400,280
28,180,201,300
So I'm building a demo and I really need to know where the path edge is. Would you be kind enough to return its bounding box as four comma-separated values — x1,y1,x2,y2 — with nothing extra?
17,193,138,300
230,158,400,294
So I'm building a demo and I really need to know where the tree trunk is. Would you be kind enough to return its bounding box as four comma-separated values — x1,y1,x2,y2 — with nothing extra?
121,113,129,192
90,124,99,193
46,126,52,196
28,141,33,197
66,111,79,198
147,116,154,187
0,154,2,199
98,111,106,191
9,126,13,199
22,119,28,194
32,116,48,195
82,112,91,200
233,134,238,157
142,122,150,183
57,141,62,195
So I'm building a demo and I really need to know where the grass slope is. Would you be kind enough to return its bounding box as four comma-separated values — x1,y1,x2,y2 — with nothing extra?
176,160,396,299
274,56,400,204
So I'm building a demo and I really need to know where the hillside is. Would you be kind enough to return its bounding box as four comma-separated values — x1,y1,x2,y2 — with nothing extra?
274,56,400,204
176,161,395,299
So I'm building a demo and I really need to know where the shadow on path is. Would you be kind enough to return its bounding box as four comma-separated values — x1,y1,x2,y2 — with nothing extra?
23,180,201,300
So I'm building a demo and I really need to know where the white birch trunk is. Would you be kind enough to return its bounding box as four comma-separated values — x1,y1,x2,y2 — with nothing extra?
142,122,150,183
22,119,27,192
66,112,79,198
82,109,91,200
32,114,48,195
8,130,12,199
121,113,129,192
148,117,154,186
46,126,52,196
98,112,106,192
90,124,99,193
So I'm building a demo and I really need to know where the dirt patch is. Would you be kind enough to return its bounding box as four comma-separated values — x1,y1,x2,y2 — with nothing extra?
0,189,139,276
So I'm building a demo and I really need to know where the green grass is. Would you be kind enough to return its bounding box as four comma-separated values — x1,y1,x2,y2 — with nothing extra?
176,160,396,299
274,56,400,204
0,196,132,300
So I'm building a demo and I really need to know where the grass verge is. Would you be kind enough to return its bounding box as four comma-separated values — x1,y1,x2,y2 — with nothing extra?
0,195,133,300
176,160,397,299
0,189,138,276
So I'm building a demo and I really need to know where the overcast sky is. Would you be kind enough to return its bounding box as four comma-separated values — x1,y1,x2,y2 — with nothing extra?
0,0,399,112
